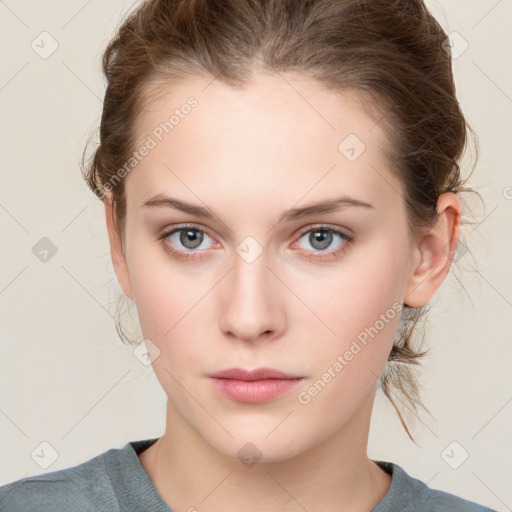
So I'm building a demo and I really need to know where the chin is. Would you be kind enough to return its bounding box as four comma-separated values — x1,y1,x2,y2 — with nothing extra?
204,429,308,467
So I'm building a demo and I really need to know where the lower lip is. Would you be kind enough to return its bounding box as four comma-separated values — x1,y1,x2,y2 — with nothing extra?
209,377,304,403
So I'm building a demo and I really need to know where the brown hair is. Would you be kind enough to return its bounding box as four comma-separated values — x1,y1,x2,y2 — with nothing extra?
82,0,481,442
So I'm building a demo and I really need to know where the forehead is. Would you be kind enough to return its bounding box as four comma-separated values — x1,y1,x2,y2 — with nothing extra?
136,71,386,146
127,72,400,213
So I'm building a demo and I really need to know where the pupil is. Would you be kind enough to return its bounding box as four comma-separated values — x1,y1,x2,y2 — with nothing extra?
311,230,331,250
180,229,202,249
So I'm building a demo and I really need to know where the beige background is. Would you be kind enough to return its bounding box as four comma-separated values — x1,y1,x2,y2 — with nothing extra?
1,0,511,509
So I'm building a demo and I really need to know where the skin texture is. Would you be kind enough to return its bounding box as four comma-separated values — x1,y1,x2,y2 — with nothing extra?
104,72,461,512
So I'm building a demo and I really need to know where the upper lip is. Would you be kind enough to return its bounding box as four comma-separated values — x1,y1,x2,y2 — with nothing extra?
208,367,303,381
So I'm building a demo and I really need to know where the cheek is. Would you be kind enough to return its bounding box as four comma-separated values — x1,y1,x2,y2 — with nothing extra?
127,225,408,366
130,267,205,394
301,239,408,383
312,245,406,334
126,247,215,368
126,237,191,332
296,291,402,427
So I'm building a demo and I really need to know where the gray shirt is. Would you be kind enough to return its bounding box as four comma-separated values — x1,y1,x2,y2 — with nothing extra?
0,438,497,511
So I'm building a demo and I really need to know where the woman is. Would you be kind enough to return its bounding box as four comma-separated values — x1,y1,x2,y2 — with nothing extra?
0,0,498,510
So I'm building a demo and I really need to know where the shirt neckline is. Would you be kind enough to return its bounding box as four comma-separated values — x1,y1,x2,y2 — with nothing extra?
104,438,173,512
105,438,414,512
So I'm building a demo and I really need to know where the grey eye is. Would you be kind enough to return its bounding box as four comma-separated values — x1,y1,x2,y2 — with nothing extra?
169,228,212,251
297,229,344,252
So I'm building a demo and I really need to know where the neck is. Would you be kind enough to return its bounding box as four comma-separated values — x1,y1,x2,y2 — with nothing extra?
138,390,392,512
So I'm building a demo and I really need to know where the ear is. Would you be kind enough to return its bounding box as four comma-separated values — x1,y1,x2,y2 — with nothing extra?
404,192,461,308
104,196,134,300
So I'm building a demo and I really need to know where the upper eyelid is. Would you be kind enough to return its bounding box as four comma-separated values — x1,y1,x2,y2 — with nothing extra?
297,225,349,236
162,223,215,241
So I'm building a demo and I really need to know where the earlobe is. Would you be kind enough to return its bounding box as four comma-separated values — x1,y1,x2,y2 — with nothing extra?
103,196,134,300
403,193,461,308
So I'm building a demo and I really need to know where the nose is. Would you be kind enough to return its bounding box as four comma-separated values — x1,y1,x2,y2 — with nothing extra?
218,247,285,343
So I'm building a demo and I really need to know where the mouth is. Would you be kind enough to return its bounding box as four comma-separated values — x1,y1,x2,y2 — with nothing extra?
207,367,305,403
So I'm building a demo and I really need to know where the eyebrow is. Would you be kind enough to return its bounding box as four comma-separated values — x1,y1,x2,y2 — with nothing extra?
142,194,375,223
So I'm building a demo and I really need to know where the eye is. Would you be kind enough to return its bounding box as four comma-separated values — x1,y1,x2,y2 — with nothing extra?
158,223,353,262
158,224,216,260
294,225,353,260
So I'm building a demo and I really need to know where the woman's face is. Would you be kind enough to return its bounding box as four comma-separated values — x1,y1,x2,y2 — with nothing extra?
110,73,424,463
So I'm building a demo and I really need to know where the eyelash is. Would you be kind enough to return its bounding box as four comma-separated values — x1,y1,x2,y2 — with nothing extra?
157,223,354,262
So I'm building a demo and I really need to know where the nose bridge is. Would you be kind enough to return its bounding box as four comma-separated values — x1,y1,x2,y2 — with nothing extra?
218,240,283,340
231,243,274,311
233,244,269,294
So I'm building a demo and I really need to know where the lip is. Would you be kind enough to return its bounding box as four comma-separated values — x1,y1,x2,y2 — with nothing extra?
208,367,304,403
208,367,302,381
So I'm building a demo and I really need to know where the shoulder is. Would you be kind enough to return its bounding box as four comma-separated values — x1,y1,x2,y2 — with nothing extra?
0,445,122,512
374,461,498,512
